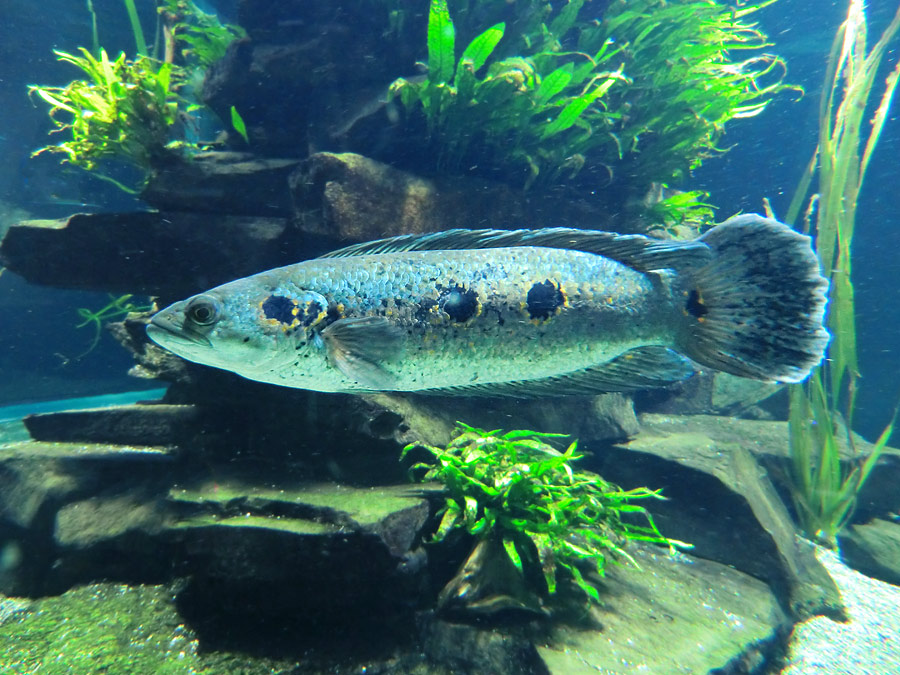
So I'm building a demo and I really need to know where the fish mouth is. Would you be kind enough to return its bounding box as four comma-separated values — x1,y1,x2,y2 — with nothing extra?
147,312,212,348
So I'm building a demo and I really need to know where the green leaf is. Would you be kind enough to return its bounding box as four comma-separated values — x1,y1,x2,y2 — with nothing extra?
548,0,585,41
427,0,455,84
502,537,523,572
535,64,574,105
541,73,619,139
568,564,600,601
501,429,569,441
31,88,77,114
432,503,461,542
463,495,479,524
230,105,250,144
457,22,505,79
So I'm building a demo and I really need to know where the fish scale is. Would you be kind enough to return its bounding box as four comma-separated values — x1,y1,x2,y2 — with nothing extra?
223,246,681,392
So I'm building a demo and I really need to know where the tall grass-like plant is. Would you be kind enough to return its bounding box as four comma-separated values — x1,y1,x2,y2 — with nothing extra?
784,0,900,547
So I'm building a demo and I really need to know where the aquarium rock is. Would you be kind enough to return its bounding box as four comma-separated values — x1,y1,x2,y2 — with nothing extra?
142,151,300,216
838,518,900,587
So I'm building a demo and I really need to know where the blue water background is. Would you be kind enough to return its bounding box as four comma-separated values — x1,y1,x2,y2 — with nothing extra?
0,0,897,441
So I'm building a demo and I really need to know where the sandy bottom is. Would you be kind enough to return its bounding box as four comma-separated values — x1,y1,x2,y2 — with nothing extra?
783,543,900,674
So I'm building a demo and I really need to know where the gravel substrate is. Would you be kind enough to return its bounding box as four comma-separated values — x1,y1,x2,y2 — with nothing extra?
783,543,900,674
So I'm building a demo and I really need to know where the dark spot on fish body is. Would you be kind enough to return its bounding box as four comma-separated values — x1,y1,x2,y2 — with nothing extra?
685,289,709,319
300,301,326,328
262,294,328,334
324,303,345,326
439,284,480,323
262,295,296,324
526,280,566,321
414,298,440,323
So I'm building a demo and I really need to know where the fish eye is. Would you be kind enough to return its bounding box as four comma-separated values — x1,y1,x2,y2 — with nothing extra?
186,296,220,326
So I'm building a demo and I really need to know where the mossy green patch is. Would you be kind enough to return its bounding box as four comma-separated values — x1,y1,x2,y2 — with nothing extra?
0,583,304,675
175,513,334,535
170,482,421,527
0,584,198,675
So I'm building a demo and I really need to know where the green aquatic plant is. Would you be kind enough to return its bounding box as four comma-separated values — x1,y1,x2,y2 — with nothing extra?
122,0,149,56
403,424,685,607
783,0,900,547
788,376,896,547
158,0,246,69
30,1,244,190
230,105,249,144
29,48,188,190
391,0,790,219
76,293,152,357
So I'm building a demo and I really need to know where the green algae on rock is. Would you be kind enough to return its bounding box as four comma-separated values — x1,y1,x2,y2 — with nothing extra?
0,584,199,675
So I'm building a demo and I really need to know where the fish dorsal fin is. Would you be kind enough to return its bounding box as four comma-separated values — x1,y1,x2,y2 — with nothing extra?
319,228,712,273
412,346,696,398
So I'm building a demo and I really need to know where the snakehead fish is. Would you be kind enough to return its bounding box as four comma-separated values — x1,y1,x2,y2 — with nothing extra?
147,215,829,395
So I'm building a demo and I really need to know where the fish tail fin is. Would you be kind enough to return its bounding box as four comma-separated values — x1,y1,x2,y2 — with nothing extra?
676,214,829,383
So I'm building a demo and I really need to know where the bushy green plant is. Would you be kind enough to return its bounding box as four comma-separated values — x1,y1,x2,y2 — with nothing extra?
28,1,244,190
391,0,790,218
29,49,187,189
159,0,246,69
403,423,686,604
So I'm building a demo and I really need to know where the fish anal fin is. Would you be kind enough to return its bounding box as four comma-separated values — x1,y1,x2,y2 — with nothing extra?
419,346,695,397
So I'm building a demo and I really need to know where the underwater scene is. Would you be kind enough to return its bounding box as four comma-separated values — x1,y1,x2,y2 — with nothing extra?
1,0,899,672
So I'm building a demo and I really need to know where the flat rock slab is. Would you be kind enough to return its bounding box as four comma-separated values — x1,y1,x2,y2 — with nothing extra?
0,211,293,298
0,440,175,530
288,152,645,249
142,152,301,216
839,518,900,586
169,481,430,557
538,546,786,674
601,415,845,621
363,390,639,449
636,414,900,520
24,404,205,446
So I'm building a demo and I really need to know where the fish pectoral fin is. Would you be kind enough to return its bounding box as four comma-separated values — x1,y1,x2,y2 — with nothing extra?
321,316,405,389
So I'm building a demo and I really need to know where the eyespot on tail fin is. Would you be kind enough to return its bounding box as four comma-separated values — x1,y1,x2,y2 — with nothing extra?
677,214,829,383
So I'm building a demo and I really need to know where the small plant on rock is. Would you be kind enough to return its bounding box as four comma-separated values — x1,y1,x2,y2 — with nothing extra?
403,423,687,612
28,0,244,191
29,49,188,190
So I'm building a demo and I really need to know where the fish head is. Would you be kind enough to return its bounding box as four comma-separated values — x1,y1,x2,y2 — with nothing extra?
147,291,259,372
146,280,329,376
